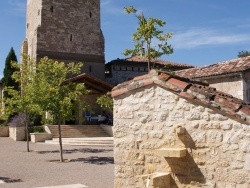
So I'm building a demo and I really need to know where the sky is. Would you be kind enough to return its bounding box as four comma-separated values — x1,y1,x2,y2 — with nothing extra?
0,0,250,78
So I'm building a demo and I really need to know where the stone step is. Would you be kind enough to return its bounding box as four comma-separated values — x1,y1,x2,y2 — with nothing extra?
45,125,110,138
45,137,114,147
34,184,88,188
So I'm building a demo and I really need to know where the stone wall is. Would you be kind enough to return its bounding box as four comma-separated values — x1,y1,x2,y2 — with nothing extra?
25,0,105,80
26,0,42,59
106,70,147,86
113,85,250,187
106,65,147,85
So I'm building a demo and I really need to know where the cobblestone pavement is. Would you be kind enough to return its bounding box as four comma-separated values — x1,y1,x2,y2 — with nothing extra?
0,137,114,188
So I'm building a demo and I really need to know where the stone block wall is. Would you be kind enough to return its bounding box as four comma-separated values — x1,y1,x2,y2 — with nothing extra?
106,68,147,86
24,0,105,80
113,85,250,187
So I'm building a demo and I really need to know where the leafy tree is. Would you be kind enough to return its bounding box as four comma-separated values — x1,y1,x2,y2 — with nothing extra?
4,55,42,152
3,47,19,104
96,93,113,112
123,6,173,71
238,50,250,58
33,57,88,162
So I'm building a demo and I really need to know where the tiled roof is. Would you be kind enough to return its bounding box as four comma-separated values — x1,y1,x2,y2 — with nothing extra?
112,69,250,125
175,56,250,79
107,55,194,68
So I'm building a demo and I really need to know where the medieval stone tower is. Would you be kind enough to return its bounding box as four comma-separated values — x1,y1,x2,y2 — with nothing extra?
22,0,105,80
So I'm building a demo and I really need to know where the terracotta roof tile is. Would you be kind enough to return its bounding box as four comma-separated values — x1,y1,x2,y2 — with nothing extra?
175,56,250,79
112,69,250,125
167,78,191,91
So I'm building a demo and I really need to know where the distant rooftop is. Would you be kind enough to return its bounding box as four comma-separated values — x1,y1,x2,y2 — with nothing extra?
106,55,194,68
176,56,250,79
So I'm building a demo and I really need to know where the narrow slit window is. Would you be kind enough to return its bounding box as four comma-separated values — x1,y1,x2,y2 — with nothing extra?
89,65,92,72
70,34,73,42
50,6,54,12
89,11,92,18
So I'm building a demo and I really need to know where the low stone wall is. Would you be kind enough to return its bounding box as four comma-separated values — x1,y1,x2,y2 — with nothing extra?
0,126,9,137
113,85,250,188
9,127,25,141
100,124,113,136
30,133,52,143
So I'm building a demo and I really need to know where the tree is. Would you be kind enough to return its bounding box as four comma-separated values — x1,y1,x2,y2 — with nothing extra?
123,6,173,71
238,50,250,58
33,57,88,162
4,55,42,152
3,47,19,102
96,93,113,112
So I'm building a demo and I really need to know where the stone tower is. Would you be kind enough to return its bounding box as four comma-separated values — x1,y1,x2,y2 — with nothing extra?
22,0,105,80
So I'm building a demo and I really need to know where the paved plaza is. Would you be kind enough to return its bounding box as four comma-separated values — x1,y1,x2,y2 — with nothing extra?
0,137,114,188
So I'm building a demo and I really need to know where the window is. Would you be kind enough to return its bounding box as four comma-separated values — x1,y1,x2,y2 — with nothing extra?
121,66,126,71
89,65,92,72
89,11,92,18
38,9,40,15
127,67,132,71
70,34,73,42
50,6,54,12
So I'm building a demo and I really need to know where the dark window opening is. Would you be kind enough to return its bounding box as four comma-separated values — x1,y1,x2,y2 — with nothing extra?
50,6,54,12
89,65,92,72
70,34,73,42
26,23,29,29
38,9,40,15
89,11,92,18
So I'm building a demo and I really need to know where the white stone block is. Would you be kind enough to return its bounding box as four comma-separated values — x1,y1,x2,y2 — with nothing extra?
155,148,187,158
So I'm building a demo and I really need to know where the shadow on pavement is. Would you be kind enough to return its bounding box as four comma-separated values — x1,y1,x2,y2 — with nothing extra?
36,148,113,154
69,156,114,165
0,177,22,183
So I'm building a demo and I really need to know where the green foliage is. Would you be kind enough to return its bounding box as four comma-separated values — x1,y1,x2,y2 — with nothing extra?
96,93,113,112
238,50,250,57
3,55,89,124
3,48,19,91
3,48,19,116
0,118,8,127
124,6,173,70
4,55,42,119
29,126,44,133
32,57,89,124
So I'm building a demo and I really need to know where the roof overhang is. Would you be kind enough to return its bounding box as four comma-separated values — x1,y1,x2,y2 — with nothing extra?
63,73,114,93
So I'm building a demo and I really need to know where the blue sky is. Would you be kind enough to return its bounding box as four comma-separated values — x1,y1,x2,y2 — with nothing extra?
1,0,250,78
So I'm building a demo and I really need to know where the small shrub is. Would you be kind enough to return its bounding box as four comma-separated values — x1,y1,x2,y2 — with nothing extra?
8,113,26,127
0,118,8,127
29,126,44,133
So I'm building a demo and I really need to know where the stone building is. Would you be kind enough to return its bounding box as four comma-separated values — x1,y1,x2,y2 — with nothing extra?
22,0,105,80
176,56,250,102
112,70,250,187
105,56,194,85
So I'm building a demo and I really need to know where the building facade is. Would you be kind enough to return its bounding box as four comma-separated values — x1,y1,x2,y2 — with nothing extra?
22,0,105,80
105,56,194,86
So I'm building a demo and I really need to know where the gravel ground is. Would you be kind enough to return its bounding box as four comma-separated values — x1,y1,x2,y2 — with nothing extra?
0,137,114,188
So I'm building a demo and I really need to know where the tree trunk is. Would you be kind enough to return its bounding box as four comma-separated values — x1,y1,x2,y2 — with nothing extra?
25,111,30,152
147,43,151,72
58,113,64,162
